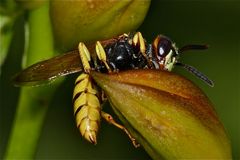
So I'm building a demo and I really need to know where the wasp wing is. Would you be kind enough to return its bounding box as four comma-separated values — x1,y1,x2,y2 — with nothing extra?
13,50,82,86
12,37,119,86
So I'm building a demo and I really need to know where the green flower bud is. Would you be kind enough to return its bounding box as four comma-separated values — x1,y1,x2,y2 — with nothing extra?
91,70,231,159
50,0,151,51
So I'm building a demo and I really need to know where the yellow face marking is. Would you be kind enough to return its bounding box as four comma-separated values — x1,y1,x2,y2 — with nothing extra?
164,49,176,71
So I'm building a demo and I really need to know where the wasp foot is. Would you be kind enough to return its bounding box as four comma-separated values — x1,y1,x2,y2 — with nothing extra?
101,111,140,148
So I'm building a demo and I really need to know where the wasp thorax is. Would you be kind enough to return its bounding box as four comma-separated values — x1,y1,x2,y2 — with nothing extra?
152,35,178,71
106,41,133,70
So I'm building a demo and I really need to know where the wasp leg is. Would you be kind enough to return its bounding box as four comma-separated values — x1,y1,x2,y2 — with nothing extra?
101,90,108,102
132,32,152,67
101,111,140,148
73,73,101,144
95,41,112,73
118,33,129,39
133,32,146,54
78,42,92,73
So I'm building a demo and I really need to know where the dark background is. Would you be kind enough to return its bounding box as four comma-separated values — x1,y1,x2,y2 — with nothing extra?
1,0,239,159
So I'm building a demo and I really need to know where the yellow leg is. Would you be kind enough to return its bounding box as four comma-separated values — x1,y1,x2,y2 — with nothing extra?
132,32,152,67
101,111,140,148
95,41,112,73
133,32,146,56
78,42,92,73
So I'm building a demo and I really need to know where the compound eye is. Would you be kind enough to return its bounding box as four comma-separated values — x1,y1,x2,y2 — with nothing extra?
157,36,172,57
153,35,173,61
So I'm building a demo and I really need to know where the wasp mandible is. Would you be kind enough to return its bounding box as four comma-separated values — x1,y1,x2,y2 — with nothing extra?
13,32,214,146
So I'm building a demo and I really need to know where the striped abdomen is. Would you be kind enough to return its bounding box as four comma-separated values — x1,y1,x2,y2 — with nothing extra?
73,73,101,144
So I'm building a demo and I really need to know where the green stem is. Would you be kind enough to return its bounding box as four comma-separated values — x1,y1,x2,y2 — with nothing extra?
5,2,60,159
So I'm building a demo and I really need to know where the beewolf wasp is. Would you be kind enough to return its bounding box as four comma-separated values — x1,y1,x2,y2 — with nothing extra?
13,32,214,146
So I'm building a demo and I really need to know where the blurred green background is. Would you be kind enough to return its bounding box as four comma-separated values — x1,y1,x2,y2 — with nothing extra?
1,0,239,159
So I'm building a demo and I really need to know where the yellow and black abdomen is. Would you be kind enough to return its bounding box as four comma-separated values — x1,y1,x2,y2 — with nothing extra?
73,73,101,144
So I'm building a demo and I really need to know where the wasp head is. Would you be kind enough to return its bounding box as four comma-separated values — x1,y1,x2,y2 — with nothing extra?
152,35,178,71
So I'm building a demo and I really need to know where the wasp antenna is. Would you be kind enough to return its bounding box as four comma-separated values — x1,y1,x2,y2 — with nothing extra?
176,62,214,87
179,44,209,53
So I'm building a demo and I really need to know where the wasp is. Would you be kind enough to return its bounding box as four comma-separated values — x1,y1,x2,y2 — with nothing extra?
13,32,214,147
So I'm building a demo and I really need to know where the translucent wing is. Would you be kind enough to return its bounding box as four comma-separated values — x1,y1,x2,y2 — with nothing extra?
12,38,119,86
13,50,82,86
